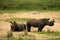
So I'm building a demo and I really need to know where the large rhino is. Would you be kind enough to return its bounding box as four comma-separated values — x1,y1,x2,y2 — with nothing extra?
10,21,26,32
26,18,55,32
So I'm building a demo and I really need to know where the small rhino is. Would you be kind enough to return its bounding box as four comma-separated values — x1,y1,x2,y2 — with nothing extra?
10,21,26,32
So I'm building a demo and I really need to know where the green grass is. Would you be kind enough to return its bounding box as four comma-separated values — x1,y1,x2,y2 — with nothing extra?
8,37,36,40
32,31,60,40
18,37,36,40
8,37,17,40
3,18,32,22
0,0,60,12
0,9,60,13
48,37,60,40
32,31,60,36
0,10,23,13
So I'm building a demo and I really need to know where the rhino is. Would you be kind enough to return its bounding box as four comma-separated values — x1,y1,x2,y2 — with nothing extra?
10,21,26,32
26,18,55,32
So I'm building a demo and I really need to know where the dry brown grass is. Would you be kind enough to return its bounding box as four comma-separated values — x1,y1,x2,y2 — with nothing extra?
0,11,60,40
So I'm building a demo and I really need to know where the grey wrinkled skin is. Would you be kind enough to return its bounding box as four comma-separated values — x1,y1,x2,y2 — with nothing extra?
26,18,55,32
10,21,26,32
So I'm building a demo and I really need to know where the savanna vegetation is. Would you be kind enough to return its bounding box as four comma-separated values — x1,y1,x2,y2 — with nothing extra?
6,31,60,40
0,0,60,11
32,31,60,40
3,18,32,22
0,0,60,40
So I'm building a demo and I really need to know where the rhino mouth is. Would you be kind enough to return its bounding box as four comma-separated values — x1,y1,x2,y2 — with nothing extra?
47,22,54,26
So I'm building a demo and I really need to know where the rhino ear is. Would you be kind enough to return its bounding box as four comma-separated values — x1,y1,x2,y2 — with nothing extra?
10,21,12,24
14,21,16,23
53,19,55,22
47,18,50,20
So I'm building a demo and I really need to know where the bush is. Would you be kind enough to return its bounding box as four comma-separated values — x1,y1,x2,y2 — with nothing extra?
0,0,60,10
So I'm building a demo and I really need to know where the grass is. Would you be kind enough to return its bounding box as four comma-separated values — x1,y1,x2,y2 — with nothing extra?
0,0,60,13
0,10,23,13
8,37,36,40
32,31,60,36
7,31,13,38
9,37,36,40
6,30,36,40
54,17,60,23
18,37,36,40
3,33,60,40
48,37,60,40
3,18,32,22
8,37,17,40
32,31,60,40
0,9,60,13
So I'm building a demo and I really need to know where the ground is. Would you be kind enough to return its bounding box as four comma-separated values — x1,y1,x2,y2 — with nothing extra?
0,11,60,40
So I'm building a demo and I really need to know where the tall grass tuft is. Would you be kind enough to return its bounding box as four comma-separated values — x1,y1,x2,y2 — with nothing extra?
7,31,13,38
